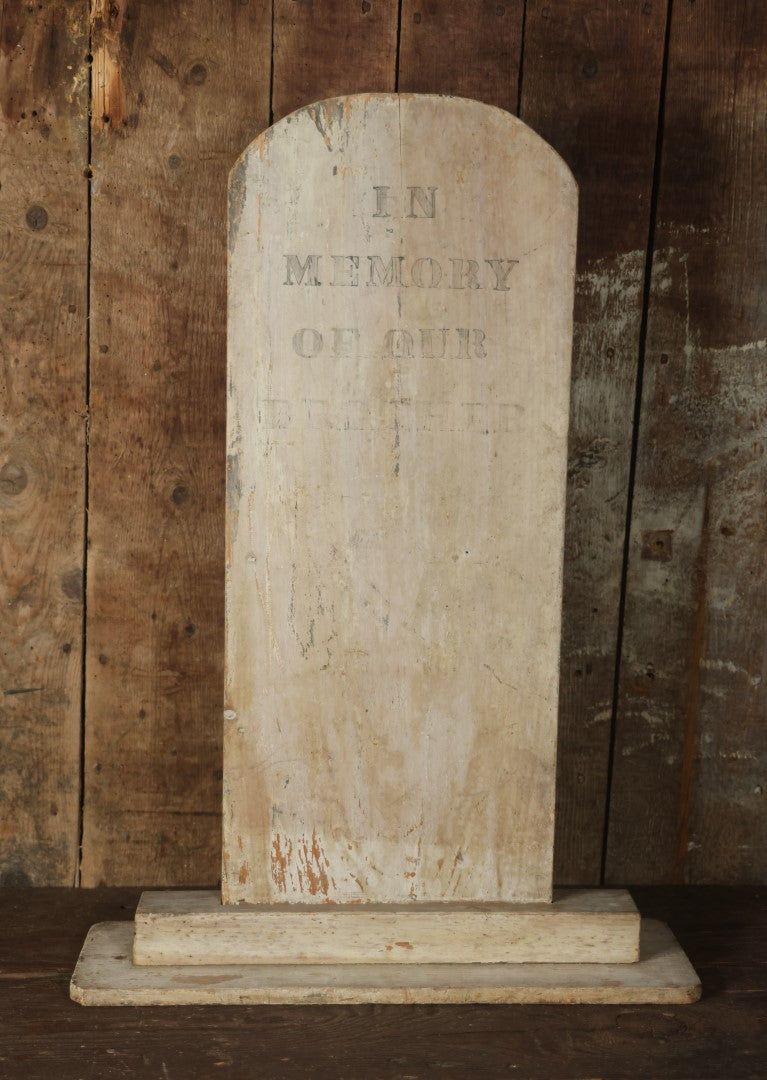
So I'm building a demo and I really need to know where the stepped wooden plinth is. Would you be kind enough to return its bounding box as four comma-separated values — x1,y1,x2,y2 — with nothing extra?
71,918,700,1005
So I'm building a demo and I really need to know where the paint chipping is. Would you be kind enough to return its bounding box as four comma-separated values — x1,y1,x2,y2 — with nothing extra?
302,830,330,895
271,833,292,893
271,830,331,896
305,100,347,152
225,454,240,568
228,157,248,251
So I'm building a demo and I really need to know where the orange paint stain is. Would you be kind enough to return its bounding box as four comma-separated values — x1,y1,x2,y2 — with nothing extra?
270,830,332,897
300,830,330,896
270,833,291,893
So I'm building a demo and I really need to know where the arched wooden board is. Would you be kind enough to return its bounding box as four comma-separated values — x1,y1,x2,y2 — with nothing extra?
224,94,576,904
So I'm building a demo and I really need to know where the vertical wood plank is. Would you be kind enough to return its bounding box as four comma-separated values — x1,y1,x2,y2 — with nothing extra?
272,0,399,122
0,1,89,885
80,0,270,886
519,1,668,883
398,0,523,110
607,0,767,884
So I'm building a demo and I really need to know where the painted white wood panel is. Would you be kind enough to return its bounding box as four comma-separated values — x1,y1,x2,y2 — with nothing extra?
133,889,639,965
224,94,577,904
72,921,701,1005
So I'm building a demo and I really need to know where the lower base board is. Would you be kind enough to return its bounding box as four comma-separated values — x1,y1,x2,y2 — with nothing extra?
70,919,701,1005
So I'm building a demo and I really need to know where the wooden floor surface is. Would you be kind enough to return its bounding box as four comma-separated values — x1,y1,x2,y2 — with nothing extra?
0,887,763,1078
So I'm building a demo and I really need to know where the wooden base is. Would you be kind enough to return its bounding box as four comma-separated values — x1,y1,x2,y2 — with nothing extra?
133,888,640,966
70,919,700,1005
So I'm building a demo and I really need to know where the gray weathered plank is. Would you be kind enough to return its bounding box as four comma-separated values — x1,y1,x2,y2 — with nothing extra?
606,0,767,884
519,0,669,883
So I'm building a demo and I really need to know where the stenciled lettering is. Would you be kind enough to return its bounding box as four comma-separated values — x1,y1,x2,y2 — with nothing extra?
383,330,414,358
330,255,359,286
368,255,406,287
410,257,442,288
292,327,323,357
284,254,518,290
291,327,489,360
292,328,360,357
406,186,437,218
485,258,518,291
284,254,321,286
450,258,480,290
455,329,487,359
259,397,518,435
372,186,394,218
372,185,438,219
381,328,488,359
419,329,448,359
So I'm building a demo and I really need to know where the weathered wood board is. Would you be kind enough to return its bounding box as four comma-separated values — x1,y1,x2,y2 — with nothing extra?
398,0,524,112
0,0,89,885
518,0,669,886
71,919,700,1005
272,0,398,123
80,0,271,886
606,0,767,884
224,95,577,905
6,0,760,895
133,888,639,965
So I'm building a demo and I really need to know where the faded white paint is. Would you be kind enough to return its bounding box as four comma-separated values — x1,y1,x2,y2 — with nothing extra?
223,95,577,905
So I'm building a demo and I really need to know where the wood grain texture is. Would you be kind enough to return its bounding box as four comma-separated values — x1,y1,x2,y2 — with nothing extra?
0,1,88,884
606,1,767,884
2,0,762,893
224,95,576,905
518,0,669,884
272,0,398,122
398,0,524,111
0,886,763,1075
133,888,639,966
72,918,698,1005
80,0,271,886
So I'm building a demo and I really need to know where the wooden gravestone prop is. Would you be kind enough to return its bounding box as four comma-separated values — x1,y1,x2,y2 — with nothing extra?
71,95,699,1005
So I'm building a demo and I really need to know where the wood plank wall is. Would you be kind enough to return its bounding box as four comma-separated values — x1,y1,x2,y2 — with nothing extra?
0,0,764,887
0,0,89,885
